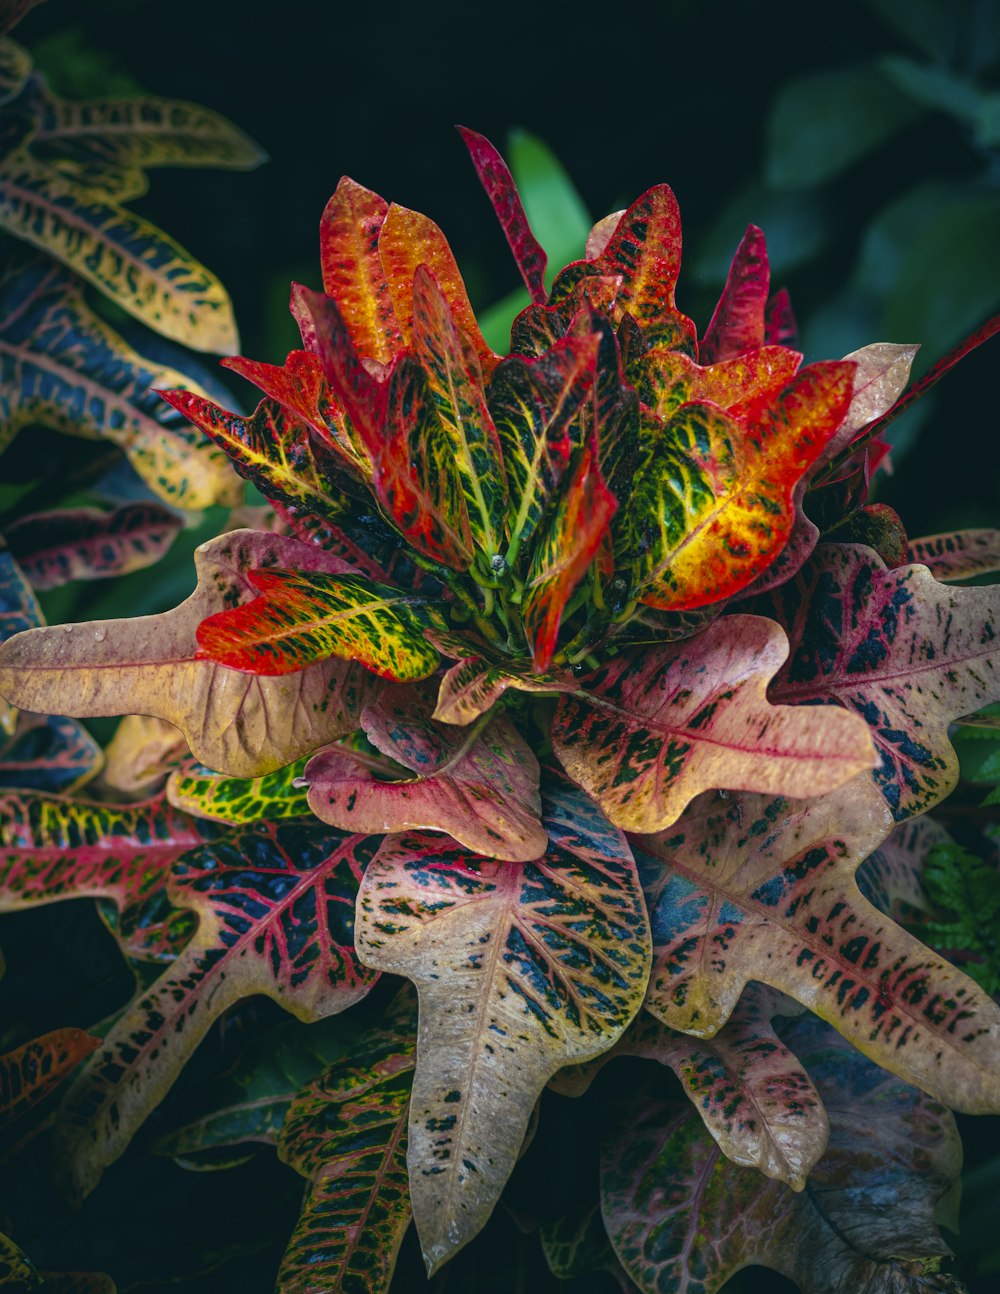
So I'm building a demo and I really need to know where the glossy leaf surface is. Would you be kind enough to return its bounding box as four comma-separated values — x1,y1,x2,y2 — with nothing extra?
355,778,650,1274
552,615,874,833
166,757,312,824
5,504,183,590
0,1028,101,1125
319,177,401,363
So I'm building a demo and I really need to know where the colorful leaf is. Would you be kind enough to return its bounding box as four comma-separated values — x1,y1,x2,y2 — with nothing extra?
166,757,312,825
0,259,240,507
0,35,30,105
305,683,546,862
756,542,1000,820
522,447,618,668
631,343,801,423
458,126,547,303
552,614,874,834
0,530,381,777
99,714,186,798
0,1028,102,1126
764,286,797,347
601,1018,963,1294
699,224,769,364
5,503,183,590
909,528,1000,580
195,568,444,681
355,777,650,1274
0,712,102,794
432,649,576,726
637,774,1000,1111
319,176,401,364
55,820,380,1200
0,149,238,352
276,992,417,1294
857,815,943,923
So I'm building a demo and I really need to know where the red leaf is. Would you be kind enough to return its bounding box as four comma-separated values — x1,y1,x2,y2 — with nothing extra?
764,287,798,348
700,225,769,364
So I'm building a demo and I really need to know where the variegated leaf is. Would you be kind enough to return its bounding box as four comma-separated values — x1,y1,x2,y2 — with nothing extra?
637,774,1000,1112
56,820,380,1200
552,614,874,833
601,1018,964,1294
755,542,1000,820
5,503,183,589
319,177,401,364
0,36,30,105
540,1205,640,1294
0,259,240,507
276,991,417,1294
166,756,311,825
0,150,238,352
909,528,1000,581
99,714,186,798
764,287,797,347
355,777,650,1274
699,224,769,364
0,711,102,794
432,648,576,726
306,683,545,862
0,530,381,777
0,1028,101,1125
631,342,801,423
195,568,445,681
0,1232,42,1292
412,265,506,557
857,816,944,922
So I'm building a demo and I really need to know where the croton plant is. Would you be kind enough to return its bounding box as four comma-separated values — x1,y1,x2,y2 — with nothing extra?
3,90,1000,1294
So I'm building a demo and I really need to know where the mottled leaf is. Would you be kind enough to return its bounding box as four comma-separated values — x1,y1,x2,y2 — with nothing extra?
540,1204,640,1293
857,815,943,922
637,774,1000,1111
459,126,547,303
319,176,401,363
306,684,546,863
0,150,238,352
355,777,650,1274
764,287,797,347
631,343,801,424
276,992,417,1294
0,530,381,777
5,503,183,589
699,225,769,364
99,714,186,798
0,259,240,507
552,614,874,833
757,542,1000,820
0,711,101,794
0,1232,42,1292
601,1018,964,1294
56,820,380,1200
432,647,576,726
0,36,30,105
166,757,311,825
0,1028,101,1125
909,528,1000,581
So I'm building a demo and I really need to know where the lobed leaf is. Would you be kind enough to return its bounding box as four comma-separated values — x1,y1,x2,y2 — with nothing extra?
166,757,312,825
909,528,1000,581
355,777,650,1274
699,224,769,364
552,614,875,834
0,530,382,777
306,684,546,862
0,1028,101,1126
0,712,102,794
56,820,380,1200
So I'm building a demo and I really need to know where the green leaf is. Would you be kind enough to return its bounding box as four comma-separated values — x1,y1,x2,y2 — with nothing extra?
0,36,30,105
764,65,922,191
922,839,1000,994
355,776,650,1274
540,1204,639,1292
166,757,312,825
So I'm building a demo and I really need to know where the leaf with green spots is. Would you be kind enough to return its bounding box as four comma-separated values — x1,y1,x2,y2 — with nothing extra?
0,150,239,352
355,776,650,1274
636,773,1000,1112
629,341,801,424
54,820,380,1201
0,1028,102,1126
305,683,546,863
195,568,445,682
0,258,241,507
5,503,183,590
166,756,312,825
276,991,417,1294
0,711,102,794
601,1017,964,1294
0,530,381,777
750,542,1000,821
908,528,1000,581
412,265,506,558
552,614,874,834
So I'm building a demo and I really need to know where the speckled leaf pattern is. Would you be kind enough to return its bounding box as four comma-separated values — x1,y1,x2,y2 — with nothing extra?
631,343,800,424
56,821,381,1200
699,225,769,364
637,774,1000,1112
0,530,381,777
195,568,445,681
0,259,240,507
355,778,650,1274
601,1018,965,1294
755,542,1000,820
459,127,547,303
523,447,618,668
0,1232,42,1292
5,504,183,590
0,149,238,352
552,615,875,834
276,993,417,1294
0,712,102,794
0,1028,102,1125
319,177,401,363
166,757,312,825
100,714,186,798
909,528,1000,581
857,816,944,923
412,266,506,557
306,684,546,863
624,361,856,610
432,649,575,726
